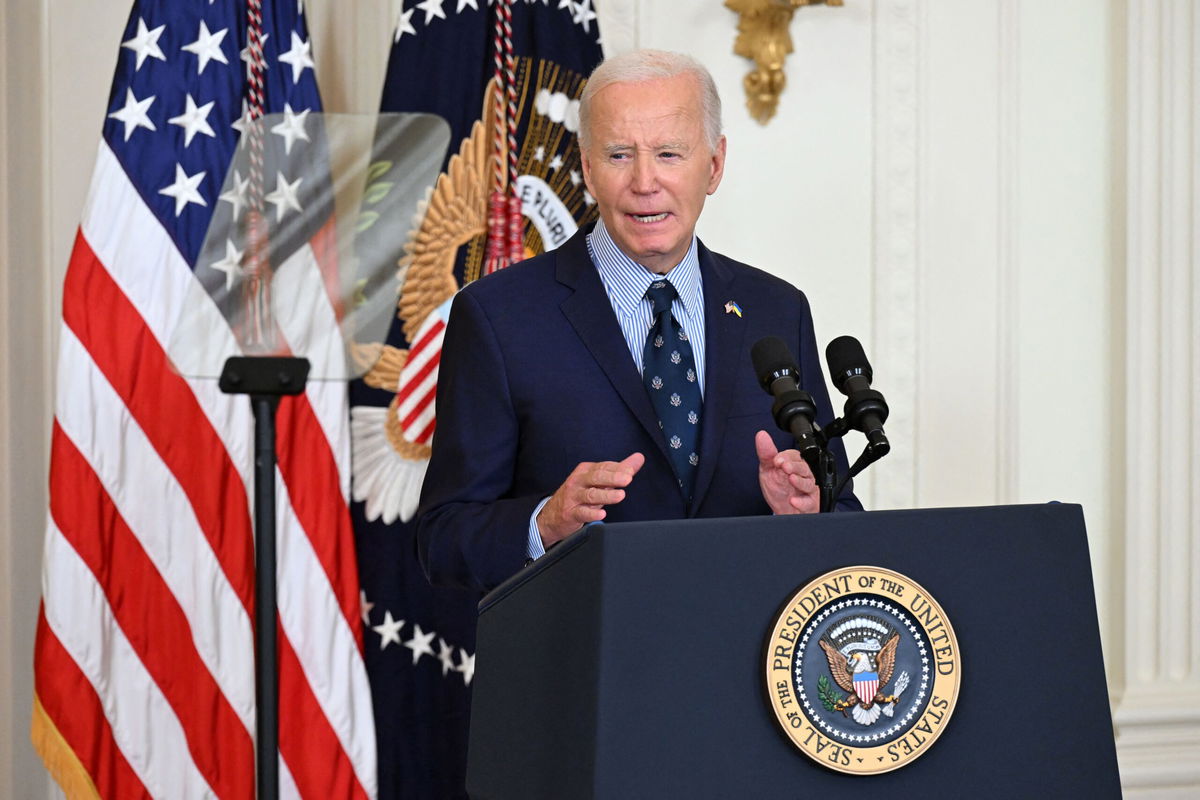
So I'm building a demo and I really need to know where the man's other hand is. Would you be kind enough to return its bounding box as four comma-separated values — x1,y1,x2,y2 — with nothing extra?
537,452,646,547
755,430,819,515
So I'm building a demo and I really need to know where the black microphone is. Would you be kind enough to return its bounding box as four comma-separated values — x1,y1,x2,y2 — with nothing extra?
750,336,821,463
825,336,890,457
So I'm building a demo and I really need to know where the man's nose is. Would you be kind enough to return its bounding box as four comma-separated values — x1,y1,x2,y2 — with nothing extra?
630,157,658,193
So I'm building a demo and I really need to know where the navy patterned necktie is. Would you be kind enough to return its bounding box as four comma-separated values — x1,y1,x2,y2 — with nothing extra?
642,279,703,499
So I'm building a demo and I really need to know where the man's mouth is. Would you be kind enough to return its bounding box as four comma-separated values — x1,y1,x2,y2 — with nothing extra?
629,212,669,223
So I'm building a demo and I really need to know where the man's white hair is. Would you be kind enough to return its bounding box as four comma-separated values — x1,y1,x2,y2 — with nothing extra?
578,49,723,151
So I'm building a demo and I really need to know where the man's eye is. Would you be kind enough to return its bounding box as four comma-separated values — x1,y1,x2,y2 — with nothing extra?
660,151,680,160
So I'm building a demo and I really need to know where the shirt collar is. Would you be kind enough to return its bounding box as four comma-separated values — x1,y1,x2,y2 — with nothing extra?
587,218,703,318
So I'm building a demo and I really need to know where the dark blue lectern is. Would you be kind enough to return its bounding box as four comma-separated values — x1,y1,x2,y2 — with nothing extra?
466,504,1120,798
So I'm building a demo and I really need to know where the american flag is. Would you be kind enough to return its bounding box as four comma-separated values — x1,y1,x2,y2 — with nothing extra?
31,1,376,798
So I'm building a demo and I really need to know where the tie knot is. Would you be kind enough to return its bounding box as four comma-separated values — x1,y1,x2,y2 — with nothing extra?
645,280,678,316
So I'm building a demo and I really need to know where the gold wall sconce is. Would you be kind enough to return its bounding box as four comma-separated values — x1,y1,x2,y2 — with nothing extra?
726,0,842,124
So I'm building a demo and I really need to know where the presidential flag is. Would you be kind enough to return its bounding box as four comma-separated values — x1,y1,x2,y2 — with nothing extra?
348,1,603,796
32,1,376,797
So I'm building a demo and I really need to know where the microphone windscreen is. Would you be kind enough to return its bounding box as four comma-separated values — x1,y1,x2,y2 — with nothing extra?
750,336,799,390
825,336,873,392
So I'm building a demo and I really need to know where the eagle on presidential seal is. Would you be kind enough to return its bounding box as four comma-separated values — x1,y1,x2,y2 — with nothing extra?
350,62,599,526
817,615,911,726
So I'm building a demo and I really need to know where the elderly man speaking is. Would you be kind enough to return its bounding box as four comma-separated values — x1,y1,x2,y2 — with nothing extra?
416,50,860,593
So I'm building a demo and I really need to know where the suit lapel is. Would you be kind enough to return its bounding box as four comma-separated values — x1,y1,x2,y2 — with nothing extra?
556,228,674,467
691,244,745,512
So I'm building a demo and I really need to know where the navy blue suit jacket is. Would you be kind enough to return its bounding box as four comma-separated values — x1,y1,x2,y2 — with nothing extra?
416,226,861,592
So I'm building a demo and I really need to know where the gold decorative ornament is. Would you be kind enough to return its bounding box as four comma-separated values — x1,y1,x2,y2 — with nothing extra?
726,0,842,124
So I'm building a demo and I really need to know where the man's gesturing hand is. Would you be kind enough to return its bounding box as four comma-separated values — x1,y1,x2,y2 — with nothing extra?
537,452,646,548
755,430,819,515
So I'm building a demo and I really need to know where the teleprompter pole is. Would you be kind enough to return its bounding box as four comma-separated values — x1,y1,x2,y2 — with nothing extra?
252,393,279,799
220,356,310,800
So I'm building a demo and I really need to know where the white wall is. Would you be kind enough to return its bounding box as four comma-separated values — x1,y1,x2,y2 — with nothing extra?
2,0,1195,796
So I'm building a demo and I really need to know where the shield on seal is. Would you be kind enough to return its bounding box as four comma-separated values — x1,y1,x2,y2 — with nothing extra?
854,670,880,704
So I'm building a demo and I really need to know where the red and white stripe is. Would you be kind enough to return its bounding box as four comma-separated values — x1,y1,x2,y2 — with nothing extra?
395,312,447,446
34,138,376,798
854,677,879,705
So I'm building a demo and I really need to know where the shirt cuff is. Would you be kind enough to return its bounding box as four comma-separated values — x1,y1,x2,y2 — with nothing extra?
526,496,551,561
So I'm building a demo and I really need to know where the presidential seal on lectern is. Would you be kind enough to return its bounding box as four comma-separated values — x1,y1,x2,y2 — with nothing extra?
764,566,961,774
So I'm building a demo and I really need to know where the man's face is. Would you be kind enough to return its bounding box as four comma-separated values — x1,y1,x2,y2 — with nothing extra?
580,73,726,275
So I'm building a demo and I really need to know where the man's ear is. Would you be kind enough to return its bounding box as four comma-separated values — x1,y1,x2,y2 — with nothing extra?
707,135,727,195
580,146,594,194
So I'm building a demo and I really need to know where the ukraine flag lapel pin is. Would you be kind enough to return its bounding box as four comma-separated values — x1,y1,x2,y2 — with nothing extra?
724,300,743,317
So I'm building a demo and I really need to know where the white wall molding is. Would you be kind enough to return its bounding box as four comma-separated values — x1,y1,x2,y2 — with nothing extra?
869,0,921,510
994,1,1020,505
1115,0,1200,793
0,0,13,792
596,0,639,55
1,0,55,795
308,0,394,113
